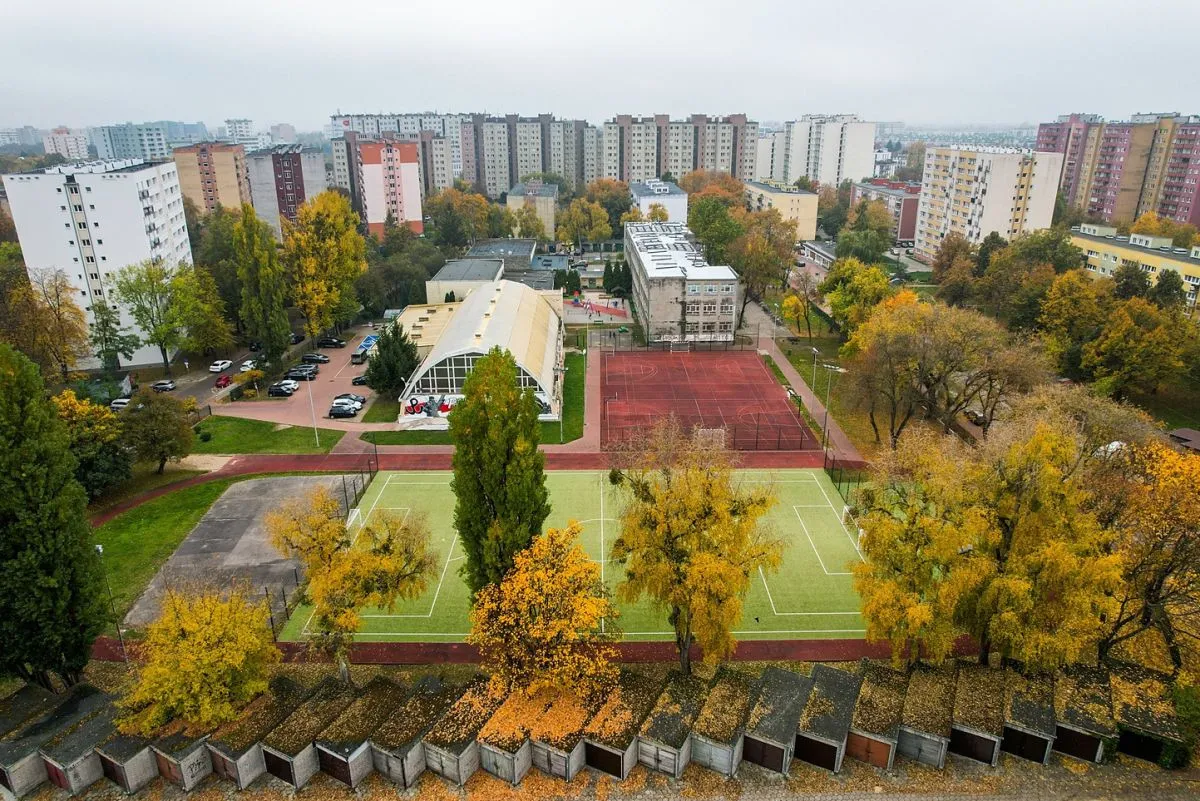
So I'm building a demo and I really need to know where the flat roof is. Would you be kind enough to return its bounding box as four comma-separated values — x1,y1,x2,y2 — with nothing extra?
853,181,920,198
744,180,816,196
630,179,685,198
626,222,738,281
510,181,558,198
1071,229,1200,269
247,143,321,156
467,238,537,259
431,258,504,282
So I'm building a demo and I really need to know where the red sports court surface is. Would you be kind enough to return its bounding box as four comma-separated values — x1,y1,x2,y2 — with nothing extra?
601,351,819,451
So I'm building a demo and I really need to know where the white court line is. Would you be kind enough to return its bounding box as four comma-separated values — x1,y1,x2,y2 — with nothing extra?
350,629,868,638
793,507,851,576
599,476,606,634
360,533,457,619
757,565,862,616
814,478,865,560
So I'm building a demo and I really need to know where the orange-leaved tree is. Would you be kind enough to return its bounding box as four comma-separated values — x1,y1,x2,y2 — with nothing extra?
469,521,618,698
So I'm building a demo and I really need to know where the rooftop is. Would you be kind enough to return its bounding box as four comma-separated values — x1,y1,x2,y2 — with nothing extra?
248,143,321,156
745,667,812,746
4,159,156,178
1071,227,1200,268
467,238,538,260
431,258,504,282
854,180,921,198
799,664,862,744
745,180,816,196
392,302,462,353
510,181,559,198
626,222,738,281
630,179,685,198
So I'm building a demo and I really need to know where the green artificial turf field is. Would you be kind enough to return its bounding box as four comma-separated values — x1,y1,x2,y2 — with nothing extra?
278,469,864,642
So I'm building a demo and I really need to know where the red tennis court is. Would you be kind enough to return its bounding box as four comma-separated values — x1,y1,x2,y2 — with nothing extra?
600,350,818,451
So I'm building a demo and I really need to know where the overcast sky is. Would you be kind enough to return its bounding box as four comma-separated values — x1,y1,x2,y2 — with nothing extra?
3,0,1197,132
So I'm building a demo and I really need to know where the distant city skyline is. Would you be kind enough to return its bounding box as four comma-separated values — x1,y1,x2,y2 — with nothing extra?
2,0,1196,131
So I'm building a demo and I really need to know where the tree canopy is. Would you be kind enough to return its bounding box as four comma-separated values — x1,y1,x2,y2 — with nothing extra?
234,203,291,367
282,191,368,339
120,389,195,474
364,322,418,398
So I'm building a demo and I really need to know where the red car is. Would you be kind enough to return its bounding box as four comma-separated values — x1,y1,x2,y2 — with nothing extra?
214,374,232,388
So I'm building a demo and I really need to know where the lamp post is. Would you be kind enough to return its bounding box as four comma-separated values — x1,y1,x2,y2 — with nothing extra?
819,363,847,451
554,364,568,444
811,347,820,387
94,545,127,666
306,379,320,448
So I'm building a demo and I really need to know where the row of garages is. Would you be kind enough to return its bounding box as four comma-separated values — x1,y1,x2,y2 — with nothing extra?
0,659,1186,798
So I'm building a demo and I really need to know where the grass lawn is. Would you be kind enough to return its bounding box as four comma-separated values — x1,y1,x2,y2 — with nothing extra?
93,478,236,629
363,351,587,447
280,469,864,642
88,463,205,515
362,397,401,423
193,416,345,454
1132,378,1200,431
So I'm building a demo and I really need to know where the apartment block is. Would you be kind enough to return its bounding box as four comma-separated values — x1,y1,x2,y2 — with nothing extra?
479,120,511,198
173,142,251,214
582,125,603,186
755,131,788,182
246,144,328,237
269,123,297,143
1154,117,1200,225
850,179,922,242
94,122,171,161
625,222,740,342
778,115,876,187
1073,223,1199,308
1035,113,1104,203
914,147,1063,261
743,181,818,241
332,113,470,180
357,139,423,237
547,120,585,189
42,127,90,160
602,114,758,183
1,159,192,367
0,126,42,147
506,180,558,238
513,118,545,181
629,178,688,223
417,131,455,196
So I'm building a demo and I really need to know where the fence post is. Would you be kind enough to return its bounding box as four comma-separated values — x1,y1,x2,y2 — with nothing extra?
264,588,277,640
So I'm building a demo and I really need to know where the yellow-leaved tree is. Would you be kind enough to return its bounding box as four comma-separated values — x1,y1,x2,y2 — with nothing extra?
610,417,782,674
468,522,618,698
281,191,367,340
267,487,435,683
647,202,669,222
119,587,280,734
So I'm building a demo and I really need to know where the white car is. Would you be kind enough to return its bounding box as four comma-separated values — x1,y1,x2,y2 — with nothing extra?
277,379,300,392
209,359,232,372
330,397,363,411
239,359,258,372
109,397,130,412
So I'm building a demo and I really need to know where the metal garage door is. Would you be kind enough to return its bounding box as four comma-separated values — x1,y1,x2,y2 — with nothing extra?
99,754,126,788
794,734,837,771
950,728,997,764
638,741,677,776
584,743,622,777
45,761,69,790
1001,726,1050,763
742,736,786,773
263,750,294,785
846,732,891,768
318,750,353,786
1052,725,1101,762
897,729,942,766
1117,729,1163,764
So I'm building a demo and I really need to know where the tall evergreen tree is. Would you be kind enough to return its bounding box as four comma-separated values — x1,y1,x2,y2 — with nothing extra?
234,204,291,367
0,345,106,689
363,323,418,398
89,302,140,375
449,347,551,595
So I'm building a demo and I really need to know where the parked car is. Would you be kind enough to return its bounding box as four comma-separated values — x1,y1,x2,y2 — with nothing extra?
209,359,232,372
289,332,304,345
328,404,357,419
248,341,262,352
214,374,232,389
335,393,366,405
317,337,346,348
267,382,295,398
240,359,258,372
301,352,330,364
277,379,300,392
151,380,176,392
331,397,363,411
965,409,987,426
109,397,131,412
285,368,318,381
351,374,368,386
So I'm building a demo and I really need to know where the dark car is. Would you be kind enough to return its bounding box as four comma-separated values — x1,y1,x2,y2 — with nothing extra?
351,375,368,386
285,368,318,381
335,393,367,405
151,380,176,392
317,337,346,348
267,383,295,398
328,405,357,419
214,374,232,389
289,332,304,345
247,341,262,352
965,409,987,426
301,352,330,364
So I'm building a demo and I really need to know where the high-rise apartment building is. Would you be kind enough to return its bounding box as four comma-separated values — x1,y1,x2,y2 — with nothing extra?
42,127,90,160
1037,112,1200,226
754,131,788,182
331,113,470,181
915,147,1063,262
417,131,455,197
601,114,758,183
582,125,603,186
546,119,585,189
246,144,328,237
1,159,192,367
94,122,171,161
776,115,876,187
224,118,256,142
356,140,423,237
478,120,511,198
850,179,922,242
173,142,251,214
0,126,42,147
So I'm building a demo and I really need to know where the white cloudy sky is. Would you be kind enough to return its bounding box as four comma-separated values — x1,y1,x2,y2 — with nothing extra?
3,0,1196,130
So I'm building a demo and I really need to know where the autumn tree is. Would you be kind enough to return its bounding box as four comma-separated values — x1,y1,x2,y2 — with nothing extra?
1082,297,1184,399
1130,210,1198,249
24,269,91,382
819,257,892,337
282,191,368,339
120,389,194,474
678,171,744,206
119,587,280,733
89,302,140,375
647,202,669,222
934,255,977,307
975,231,1008,277
557,198,612,251
426,188,490,248
1039,270,1113,377
468,522,619,698
0,345,106,689
114,260,181,374
52,390,131,500
267,487,434,683
781,281,819,343
688,196,744,264
172,264,235,356
486,204,516,239
618,206,644,227
363,322,418,398
1112,260,1150,300
449,347,551,595
234,203,291,366
610,418,782,673
514,204,547,240
930,232,975,284
584,179,632,232
730,229,784,317
1149,269,1187,310
191,205,242,331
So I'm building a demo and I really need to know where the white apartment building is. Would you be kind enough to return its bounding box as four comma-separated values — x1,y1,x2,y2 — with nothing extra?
547,120,583,189
663,122,696,180
755,131,788,182
779,115,876,186
420,134,455,195
624,222,740,342
514,121,543,181
629,179,688,223
331,113,468,178
1,159,192,368
914,147,1065,261
480,121,511,198
582,125,603,185
94,122,171,161
42,127,90,160
224,118,256,142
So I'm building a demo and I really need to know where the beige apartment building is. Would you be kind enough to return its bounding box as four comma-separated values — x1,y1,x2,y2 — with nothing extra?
914,147,1064,261
173,142,251,213
506,180,558,238
743,181,818,240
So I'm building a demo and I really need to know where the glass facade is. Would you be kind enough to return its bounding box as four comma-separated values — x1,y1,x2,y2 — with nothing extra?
409,352,544,396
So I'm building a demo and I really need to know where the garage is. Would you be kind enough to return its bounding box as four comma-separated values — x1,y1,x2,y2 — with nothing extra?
897,728,946,767
637,673,709,779
949,726,998,765
740,667,811,775
897,663,956,769
1109,664,1187,767
1117,728,1164,763
1053,725,1103,762
150,727,213,791
260,679,358,790
846,659,908,770
370,677,459,789
1001,726,1052,763
1053,667,1115,763
207,677,314,791
794,735,838,771
421,680,506,786
794,665,863,774
948,665,1005,767
1001,672,1056,765
584,743,623,777
582,672,663,780
689,668,754,777
262,748,292,785
315,677,407,789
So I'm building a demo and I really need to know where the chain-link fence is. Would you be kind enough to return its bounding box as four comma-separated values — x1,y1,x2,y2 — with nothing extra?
586,327,761,353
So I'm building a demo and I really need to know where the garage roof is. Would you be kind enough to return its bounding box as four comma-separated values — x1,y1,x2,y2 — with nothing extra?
692,667,756,746
799,665,863,744
901,663,957,737
640,672,711,750
852,660,908,740
745,667,812,747
952,664,1007,737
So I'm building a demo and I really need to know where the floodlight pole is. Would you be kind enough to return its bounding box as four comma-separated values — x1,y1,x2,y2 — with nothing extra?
819,363,844,451
811,347,820,387
95,545,127,666
307,380,320,448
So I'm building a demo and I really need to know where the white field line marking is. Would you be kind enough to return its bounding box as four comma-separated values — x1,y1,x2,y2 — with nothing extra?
359,533,456,620
793,507,851,576
759,566,858,617
599,476,606,634
814,477,865,560
350,629,868,638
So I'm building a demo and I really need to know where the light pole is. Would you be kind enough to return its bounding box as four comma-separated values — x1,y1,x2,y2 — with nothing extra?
554,364,568,443
819,363,846,451
306,379,320,448
811,347,820,387
94,545,127,666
